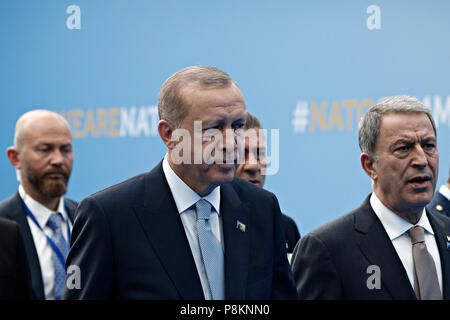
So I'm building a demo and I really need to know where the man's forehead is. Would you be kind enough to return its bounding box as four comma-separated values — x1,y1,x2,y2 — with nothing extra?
181,83,243,104
380,112,434,132
33,135,73,144
20,120,72,146
378,115,436,147
24,121,71,135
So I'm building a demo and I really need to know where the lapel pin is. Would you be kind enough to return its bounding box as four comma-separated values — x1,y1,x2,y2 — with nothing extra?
436,205,444,212
447,236,450,249
236,220,246,233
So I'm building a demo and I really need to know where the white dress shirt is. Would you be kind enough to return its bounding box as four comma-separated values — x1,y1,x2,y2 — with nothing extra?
439,185,450,201
370,192,443,294
162,155,224,300
18,185,72,300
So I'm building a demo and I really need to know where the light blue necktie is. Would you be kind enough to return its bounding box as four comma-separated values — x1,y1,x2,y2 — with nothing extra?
195,199,225,300
47,212,69,300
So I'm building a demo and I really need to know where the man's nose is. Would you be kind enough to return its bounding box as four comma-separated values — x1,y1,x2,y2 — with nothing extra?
411,144,428,168
221,129,238,162
222,129,237,151
245,152,261,172
50,149,64,167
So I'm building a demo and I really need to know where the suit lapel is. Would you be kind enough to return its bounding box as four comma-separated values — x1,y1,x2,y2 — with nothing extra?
9,193,45,299
426,210,450,299
354,196,416,299
132,163,204,299
64,199,77,223
221,183,250,299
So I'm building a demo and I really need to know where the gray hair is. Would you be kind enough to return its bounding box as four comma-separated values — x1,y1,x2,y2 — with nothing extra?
358,95,437,157
158,66,235,128
244,111,262,130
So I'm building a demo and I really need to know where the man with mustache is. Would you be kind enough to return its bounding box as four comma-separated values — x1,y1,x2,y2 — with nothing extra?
0,110,77,300
291,95,450,300
63,66,297,299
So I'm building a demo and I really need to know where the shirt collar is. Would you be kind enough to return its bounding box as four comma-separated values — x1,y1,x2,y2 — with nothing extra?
162,154,221,215
370,192,434,241
439,185,450,202
18,184,68,228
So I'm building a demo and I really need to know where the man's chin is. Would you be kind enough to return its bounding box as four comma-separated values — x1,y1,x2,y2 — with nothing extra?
209,167,236,185
41,181,68,198
398,195,434,214
252,181,262,187
413,189,434,203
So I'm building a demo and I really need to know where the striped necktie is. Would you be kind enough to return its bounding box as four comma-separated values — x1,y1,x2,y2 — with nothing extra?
195,199,225,300
47,212,69,300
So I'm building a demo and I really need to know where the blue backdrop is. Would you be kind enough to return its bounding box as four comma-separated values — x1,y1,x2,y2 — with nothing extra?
1,0,449,235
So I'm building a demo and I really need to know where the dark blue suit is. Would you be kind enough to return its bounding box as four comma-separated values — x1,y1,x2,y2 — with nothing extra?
0,192,77,299
62,162,297,299
0,217,32,299
281,214,301,254
428,190,450,218
291,195,450,299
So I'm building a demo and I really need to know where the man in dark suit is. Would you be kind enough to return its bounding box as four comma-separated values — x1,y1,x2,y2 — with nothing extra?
427,167,450,218
235,111,301,256
291,95,450,300
0,217,32,299
0,110,77,300
63,66,297,300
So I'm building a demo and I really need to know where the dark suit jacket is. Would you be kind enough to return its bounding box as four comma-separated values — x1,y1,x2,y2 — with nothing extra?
291,195,450,300
0,192,77,300
281,214,301,254
62,162,297,300
427,191,450,218
0,217,32,300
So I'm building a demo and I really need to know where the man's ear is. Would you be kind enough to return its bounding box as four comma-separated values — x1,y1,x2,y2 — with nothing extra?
6,146,21,169
158,120,176,149
361,152,377,180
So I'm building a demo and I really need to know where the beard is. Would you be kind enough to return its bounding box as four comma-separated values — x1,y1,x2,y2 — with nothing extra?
22,164,71,199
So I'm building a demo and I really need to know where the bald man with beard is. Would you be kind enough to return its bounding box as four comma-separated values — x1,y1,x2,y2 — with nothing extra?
0,110,77,300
